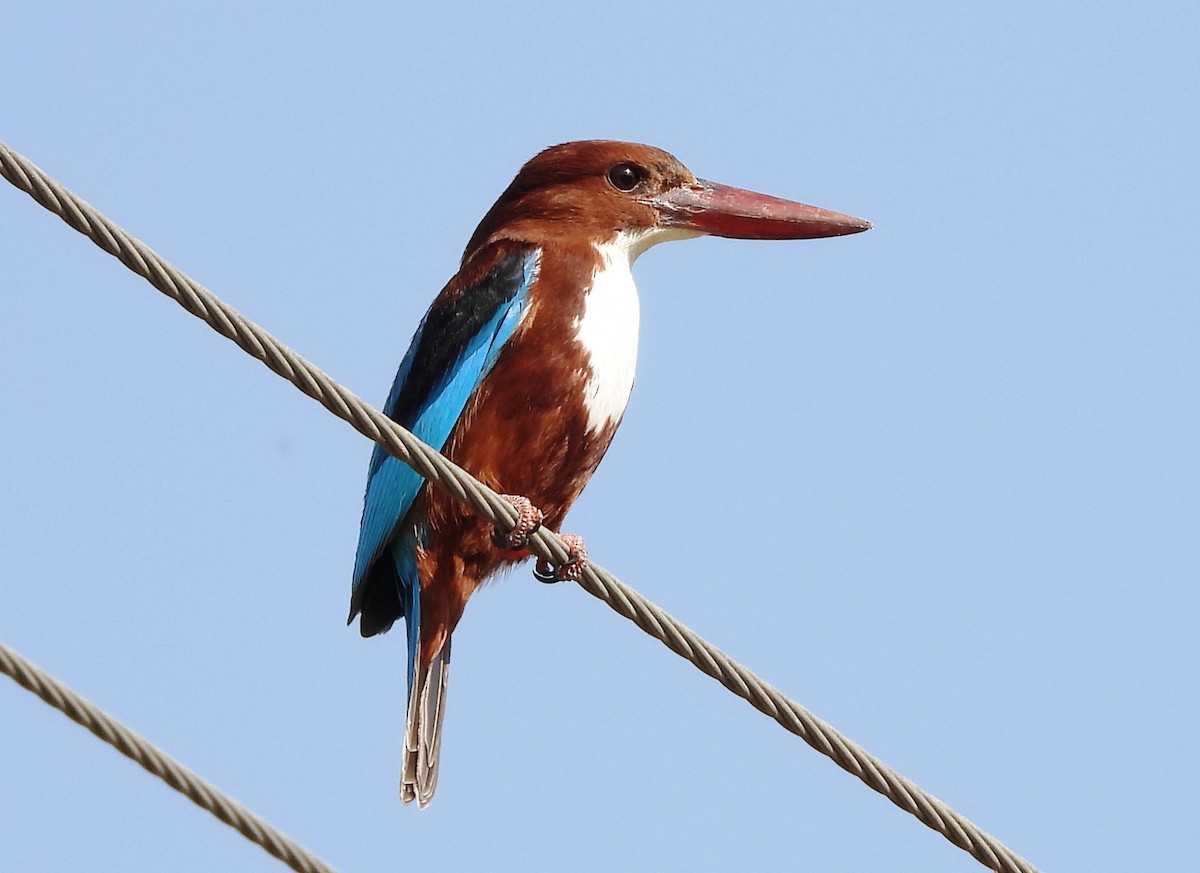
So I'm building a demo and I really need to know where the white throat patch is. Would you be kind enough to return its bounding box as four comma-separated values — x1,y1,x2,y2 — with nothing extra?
575,227,697,433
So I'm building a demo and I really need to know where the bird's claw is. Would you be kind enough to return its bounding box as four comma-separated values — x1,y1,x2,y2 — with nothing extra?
533,534,588,584
492,494,544,551
491,495,587,583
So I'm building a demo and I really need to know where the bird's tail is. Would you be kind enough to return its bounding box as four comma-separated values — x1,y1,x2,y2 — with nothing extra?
401,637,451,808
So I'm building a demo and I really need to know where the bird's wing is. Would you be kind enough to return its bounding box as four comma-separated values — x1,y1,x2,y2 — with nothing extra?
351,244,540,603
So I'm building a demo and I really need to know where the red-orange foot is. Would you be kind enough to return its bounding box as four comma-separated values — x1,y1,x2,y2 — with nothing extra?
492,494,544,551
534,534,588,584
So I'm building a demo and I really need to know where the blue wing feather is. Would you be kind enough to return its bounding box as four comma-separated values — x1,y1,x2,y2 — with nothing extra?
350,246,539,681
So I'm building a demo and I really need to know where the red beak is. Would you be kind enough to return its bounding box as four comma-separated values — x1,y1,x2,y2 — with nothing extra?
653,179,871,240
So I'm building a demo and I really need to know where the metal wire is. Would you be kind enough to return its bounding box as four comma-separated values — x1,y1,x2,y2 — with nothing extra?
0,642,339,873
0,138,1041,873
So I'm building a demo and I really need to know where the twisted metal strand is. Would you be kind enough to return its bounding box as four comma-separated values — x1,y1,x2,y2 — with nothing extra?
0,139,1040,873
0,643,338,873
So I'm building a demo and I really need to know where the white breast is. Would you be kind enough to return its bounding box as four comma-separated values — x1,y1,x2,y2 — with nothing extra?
574,232,644,434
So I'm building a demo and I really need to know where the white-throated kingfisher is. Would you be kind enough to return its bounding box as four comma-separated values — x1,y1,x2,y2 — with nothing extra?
350,140,870,806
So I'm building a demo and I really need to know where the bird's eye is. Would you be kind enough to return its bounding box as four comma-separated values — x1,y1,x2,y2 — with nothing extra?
607,162,644,192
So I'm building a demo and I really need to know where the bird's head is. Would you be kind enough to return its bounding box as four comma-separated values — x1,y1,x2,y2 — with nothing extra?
464,140,870,259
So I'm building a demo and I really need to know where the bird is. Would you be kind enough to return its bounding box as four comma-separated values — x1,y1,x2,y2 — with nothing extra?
349,140,870,807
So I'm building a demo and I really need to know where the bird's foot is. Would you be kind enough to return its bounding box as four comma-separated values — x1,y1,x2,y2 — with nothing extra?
533,534,588,584
492,494,544,551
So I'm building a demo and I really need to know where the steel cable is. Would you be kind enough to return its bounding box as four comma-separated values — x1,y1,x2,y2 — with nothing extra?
0,642,339,873
0,139,1040,873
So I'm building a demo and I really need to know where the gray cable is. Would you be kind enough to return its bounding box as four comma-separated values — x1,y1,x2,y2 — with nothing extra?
0,139,1041,873
0,642,339,873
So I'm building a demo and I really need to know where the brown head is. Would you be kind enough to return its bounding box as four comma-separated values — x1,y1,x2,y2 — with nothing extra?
463,140,870,259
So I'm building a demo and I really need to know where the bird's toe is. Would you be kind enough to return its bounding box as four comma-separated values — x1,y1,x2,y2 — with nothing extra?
492,494,544,551
534,534,588,583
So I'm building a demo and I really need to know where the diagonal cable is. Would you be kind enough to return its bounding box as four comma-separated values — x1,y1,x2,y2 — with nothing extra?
0,642,339,873
0,138,1040,873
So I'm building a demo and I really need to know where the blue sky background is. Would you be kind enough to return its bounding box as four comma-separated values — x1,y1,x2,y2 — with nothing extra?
2,4,1196,872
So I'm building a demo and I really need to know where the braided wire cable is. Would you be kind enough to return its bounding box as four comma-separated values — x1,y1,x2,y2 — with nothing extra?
0,139,1040,873
0,642,339,873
